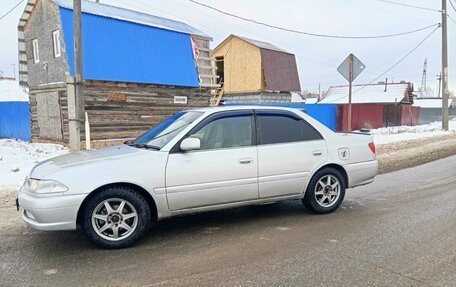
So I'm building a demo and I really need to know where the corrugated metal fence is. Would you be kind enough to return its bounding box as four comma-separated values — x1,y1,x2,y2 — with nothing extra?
0,102,31,141
336,104,421,131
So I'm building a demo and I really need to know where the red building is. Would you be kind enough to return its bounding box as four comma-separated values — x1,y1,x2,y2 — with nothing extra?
319,82,421,131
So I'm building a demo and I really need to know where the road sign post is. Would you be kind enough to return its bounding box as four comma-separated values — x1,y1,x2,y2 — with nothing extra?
337,53,365,132
348,54,353,131
441,0,449,131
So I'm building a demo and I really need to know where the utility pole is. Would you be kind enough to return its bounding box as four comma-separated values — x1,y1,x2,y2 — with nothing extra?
347,54,353,132
318,82,321,101
442,0,449,131
437,73,442,98
69,0,84,151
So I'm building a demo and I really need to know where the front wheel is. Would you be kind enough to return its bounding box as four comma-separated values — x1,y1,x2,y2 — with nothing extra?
81,186,151,249
303,168,346,214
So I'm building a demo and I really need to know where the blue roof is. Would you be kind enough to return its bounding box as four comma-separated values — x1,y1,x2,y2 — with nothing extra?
54,0,210,39
59,7,200,87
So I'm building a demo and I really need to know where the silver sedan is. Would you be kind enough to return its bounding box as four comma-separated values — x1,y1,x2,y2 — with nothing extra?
18,106,378,248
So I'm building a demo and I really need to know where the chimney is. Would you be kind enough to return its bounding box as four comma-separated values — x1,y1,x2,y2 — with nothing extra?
384,78,388,92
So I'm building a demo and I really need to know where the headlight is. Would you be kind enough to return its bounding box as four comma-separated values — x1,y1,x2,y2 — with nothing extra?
23,177,68,194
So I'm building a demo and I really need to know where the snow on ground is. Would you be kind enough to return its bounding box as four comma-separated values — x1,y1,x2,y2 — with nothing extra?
0,139,68,189
371,119,456,145
0,80,29,102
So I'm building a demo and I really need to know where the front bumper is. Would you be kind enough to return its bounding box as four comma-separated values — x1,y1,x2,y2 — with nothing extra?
344,160,378,188
17,189,86,231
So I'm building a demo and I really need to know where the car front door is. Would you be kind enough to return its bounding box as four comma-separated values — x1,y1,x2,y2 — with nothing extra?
165,110,258,211
255,110,328,198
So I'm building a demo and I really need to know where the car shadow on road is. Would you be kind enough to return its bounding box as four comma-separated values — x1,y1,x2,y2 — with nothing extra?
143,200,319,242
15,197,367,256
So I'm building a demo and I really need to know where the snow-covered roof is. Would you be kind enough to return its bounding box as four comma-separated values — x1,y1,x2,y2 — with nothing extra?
237,36,289,53
0,80,29,102
413,98,453,108
305,98,319,104
291,92,305,103
53,0,211,39
319,82,411,104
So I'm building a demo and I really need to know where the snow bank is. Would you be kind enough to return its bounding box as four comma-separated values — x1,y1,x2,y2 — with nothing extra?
371,119,456,145
0,139,69,189
0,80,29,102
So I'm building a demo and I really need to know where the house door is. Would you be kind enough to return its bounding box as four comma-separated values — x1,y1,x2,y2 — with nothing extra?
215,56,224,86
36,91,63,140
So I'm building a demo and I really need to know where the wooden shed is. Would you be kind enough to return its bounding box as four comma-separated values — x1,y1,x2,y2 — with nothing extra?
211,35,301,103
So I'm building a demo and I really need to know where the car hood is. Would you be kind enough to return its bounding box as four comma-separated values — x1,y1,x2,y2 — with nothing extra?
30,144,148,179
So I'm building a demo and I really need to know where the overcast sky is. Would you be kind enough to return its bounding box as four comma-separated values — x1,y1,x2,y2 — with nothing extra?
0,0,454,94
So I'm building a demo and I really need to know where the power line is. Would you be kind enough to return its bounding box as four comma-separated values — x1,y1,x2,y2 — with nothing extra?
352,25,440,93
449,14,456,25
447,0,456,24
0,0,25,21
188,0,440,39
376,0,441,12
130,0,339,66
449,0,456,14
323,25,440,103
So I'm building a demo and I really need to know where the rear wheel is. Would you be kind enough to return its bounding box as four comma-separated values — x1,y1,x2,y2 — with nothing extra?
81,186,151,249
303,168,345,214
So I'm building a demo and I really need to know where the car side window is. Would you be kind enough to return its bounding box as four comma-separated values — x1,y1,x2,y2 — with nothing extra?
301,120,323,141
189,115,252,150
257,112,322,145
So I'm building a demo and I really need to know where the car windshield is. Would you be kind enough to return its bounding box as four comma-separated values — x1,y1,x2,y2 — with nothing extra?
129,111,203,150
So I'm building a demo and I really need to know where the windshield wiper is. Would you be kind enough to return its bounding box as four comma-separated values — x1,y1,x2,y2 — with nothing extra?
125,141,161,150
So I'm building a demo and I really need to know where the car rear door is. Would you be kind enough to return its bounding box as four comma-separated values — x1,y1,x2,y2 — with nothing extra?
165,110,258,211
255,109,327,198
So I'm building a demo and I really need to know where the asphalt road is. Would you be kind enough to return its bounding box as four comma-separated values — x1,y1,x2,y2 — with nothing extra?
0,156,455,287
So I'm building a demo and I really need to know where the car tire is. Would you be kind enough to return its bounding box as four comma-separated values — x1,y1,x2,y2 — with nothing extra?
81,186,151,249
302,168,346,214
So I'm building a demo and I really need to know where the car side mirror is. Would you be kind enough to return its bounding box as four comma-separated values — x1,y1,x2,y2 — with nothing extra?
180,138,201,152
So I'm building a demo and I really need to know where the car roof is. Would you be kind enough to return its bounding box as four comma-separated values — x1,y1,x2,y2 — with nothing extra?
189,105,304,114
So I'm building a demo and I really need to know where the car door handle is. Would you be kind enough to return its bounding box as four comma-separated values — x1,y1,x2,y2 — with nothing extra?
313,150,323,156
239,158,253,164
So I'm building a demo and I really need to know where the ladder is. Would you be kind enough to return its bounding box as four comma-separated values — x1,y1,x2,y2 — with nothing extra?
212,86,224,106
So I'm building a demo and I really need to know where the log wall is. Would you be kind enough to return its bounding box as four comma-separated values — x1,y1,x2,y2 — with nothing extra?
30,81,211,144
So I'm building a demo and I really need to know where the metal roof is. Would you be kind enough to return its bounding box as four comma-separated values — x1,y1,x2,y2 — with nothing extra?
59,7,200,87
261,49,301,92
320,83,411,104
54,0,211,39
237,36,290,53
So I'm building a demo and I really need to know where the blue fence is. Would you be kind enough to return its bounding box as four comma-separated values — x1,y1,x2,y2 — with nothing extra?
289,104,337,131
0,102,31,141
225,103,337,131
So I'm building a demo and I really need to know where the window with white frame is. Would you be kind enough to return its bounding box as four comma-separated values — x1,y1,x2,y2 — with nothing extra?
52,30,61,58
32,39,39,63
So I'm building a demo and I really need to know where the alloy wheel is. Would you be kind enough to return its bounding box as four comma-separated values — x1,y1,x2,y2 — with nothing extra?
314,175,341,208
91,198,138,241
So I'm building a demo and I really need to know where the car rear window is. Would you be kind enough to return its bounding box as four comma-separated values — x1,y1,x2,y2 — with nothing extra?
257,112,322,145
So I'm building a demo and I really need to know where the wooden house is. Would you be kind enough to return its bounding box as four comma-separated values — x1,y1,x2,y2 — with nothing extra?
17,0,217,146
211,35,301,104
